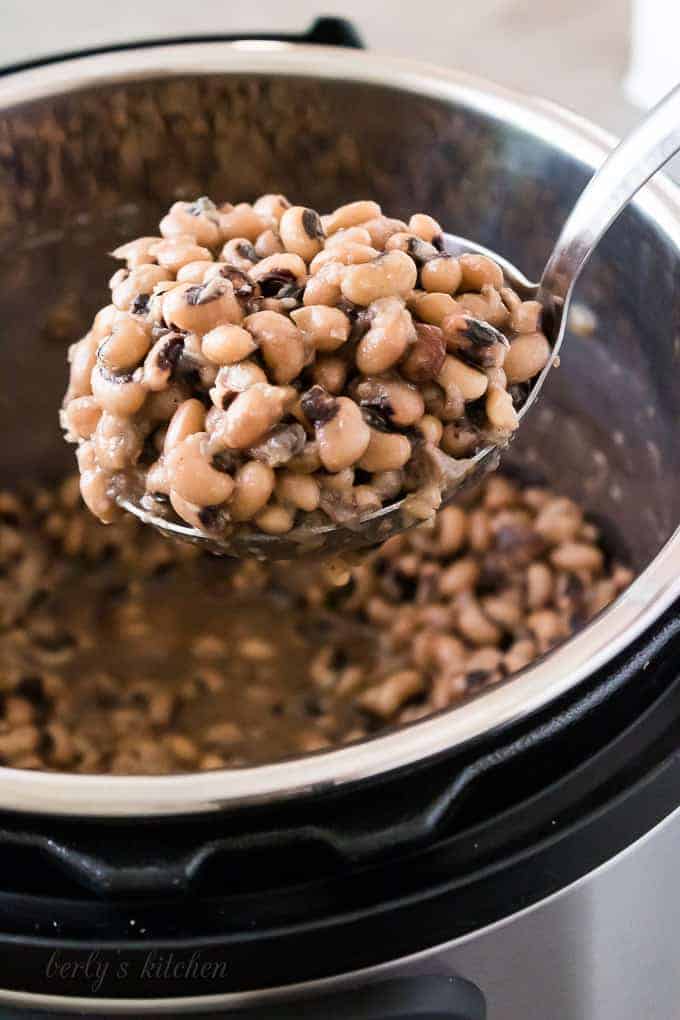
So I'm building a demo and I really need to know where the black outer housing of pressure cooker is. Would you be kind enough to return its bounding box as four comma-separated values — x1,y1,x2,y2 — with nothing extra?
1,19,680,1019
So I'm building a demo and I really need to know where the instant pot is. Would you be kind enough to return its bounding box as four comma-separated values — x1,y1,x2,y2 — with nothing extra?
0,18,679,1019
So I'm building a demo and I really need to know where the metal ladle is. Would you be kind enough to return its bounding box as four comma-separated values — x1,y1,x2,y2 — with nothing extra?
122,82,680,559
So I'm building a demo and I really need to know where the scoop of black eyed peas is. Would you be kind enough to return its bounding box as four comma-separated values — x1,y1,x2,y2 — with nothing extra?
61,196,551,536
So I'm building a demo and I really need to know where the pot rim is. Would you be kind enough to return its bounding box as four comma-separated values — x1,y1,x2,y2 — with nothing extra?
1,40,679,817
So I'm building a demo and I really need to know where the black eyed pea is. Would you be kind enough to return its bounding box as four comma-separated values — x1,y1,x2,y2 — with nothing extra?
310,242,380,275
325,226,372,248
160,198,221,247
441,313,508,369
290,305,350,352
164,398,206,454
169,488,224,533
356,297,416,375
354,376,425,427
219,203,267,243
371,469,404,500
400,322,447,383
320,467,355,493
353,486,383,515
65,334,99,400
77,451,119,524
360,215,408,249
166,432,234,506
438,355,488,403
91,303,119,343
247,422,306,467
385,232,439,264
287,440,323,474
504,332,552,384
359,430,412,472
144,383,192,424
60,396,102,441
408,290,462,326
322,200,382,236
254,503,296,534
230,461,276,521
313,394,371,473
91,364,146,417
94,412,145,472
111,236,161,269
254,229,285,258
253,193,291,227
249,252,308,293
220,238,259,271
457,285,509,328
408,213,443,244
510,299,543,335
162,279,243,334
176,260,217,284
341,250,417,306
458,253,504,292
210,360,268,410
145,458,171,496
143,332,185,392
279,205,326,261
441,422,479,457
418,414,444,445
420,255,462,295
98,314,151,373
202,324,258,365
276,471,321,512
312,354,348,395
243,310,307,385
486,384,519,432
213,383,287,449
302,262,345,306
149,237,213,273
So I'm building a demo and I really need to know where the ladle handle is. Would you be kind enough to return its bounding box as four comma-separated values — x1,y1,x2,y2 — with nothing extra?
540,81,680,304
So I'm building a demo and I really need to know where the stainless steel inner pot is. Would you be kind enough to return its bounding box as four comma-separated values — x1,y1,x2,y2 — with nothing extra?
0,42,679,816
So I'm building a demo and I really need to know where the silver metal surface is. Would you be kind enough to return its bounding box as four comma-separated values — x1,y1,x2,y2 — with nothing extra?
2,803,679,1016
0,43,679,815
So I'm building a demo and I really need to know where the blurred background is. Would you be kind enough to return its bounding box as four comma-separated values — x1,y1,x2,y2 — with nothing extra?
0,0,676,137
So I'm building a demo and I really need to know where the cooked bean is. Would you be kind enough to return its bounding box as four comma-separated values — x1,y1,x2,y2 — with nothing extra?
244,311,307,384
290,305,350,352
417,414,443,445
160,197,221,247
254,503,296,534
98,315,151,372
341,250,417,305
457,285,509,328
164,399,206,454
91,365,146,417
111,264,172,312
166,433,234,506
247,423,306,467
94,412,144,472
65,335,99,400
458,253,504,291
212,383,286,449
302,262,345,306
249,252,307,290
210,360,268,409
408,290,461,326
277,471,321,511
253,193,291,226
310,242,379,274
360,215,407,248
486,385,519,432
219,203,267,242
550,542,604,573
458,597,502,646
149,237,213,273
312,354,348,394
176,259,216,284
61,395,102,440
504,332,552,384
326,226,373,248
279,205,326,261
162,279,243,334
230,461,276,520
421,256,462,294
408,213,443,244
359,670,424,718
356,297,415,374
202,324,258,365
359,430,411,472
385,232,439,263
287,440,323,475
437,355,488,402
323,200,381,236
354,376,424,427
255,229,284,258
112,236,161,268
306,393,370,472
